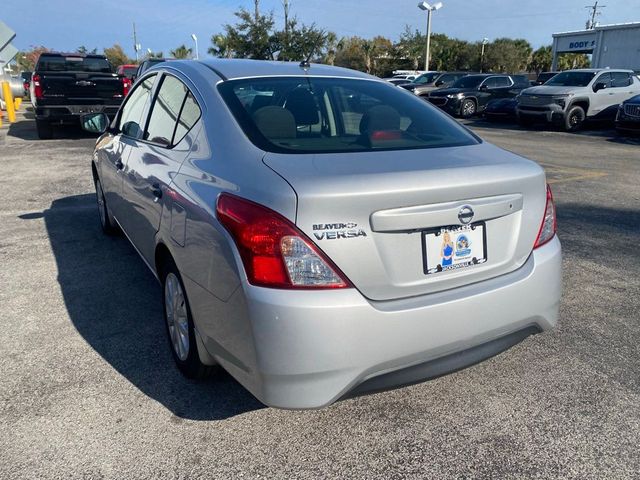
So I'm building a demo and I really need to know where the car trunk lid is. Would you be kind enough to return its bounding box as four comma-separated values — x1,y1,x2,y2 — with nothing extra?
264,142,547,301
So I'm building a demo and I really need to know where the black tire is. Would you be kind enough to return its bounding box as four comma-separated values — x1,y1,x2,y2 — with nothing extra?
460,99,477,118
161,257,216,380
564,105,585,132
94,178,119,235
36,119,53,140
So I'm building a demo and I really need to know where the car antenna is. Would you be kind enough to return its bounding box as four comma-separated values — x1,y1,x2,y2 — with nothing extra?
299,60,310,72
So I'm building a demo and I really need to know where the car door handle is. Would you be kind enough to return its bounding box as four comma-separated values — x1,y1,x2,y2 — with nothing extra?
151,183,162,201
115,159,124,170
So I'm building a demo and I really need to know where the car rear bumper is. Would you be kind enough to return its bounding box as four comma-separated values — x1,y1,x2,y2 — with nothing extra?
198,235,561,409
34,105,119,124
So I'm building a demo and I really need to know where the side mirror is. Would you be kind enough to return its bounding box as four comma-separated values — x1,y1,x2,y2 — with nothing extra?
593,82,607,92
80,113,109,134
435,80,444,86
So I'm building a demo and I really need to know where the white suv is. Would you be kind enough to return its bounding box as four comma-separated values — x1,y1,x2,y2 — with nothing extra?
516,69,640,131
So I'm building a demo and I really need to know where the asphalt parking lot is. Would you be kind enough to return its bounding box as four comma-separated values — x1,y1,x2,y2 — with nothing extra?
1,112,639,479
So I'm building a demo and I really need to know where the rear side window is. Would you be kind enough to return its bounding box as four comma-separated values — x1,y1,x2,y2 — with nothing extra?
611,72,632,88
37,55,112,73
118,75,156,138
218,76,478,154
144,75,201,147
486,76,511,88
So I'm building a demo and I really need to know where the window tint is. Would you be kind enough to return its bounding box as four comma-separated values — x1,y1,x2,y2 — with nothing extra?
37,55,112,73
118,75,156,138
218,77,478,154
546,72,595,87
594,72,611,87
611,72,631,88
486,76,510,88
145,76,188,147
173,92,201,145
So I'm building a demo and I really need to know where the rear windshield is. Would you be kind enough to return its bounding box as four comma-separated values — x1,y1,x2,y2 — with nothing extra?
122,66,137,78
37,55,112,73
545,71,595,87
218,77,478,154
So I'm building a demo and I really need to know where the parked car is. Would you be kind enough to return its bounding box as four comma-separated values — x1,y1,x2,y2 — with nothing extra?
517,69,640,131
134,58,174,80
484,97,518,121
615,94,640,134
385,78,413,86
402,72,471,96
30,52,128,139
428,74,531,117
398,71,440,91
117,64,138,80
531,72,558,86
80,60,561,409
21,71,31,96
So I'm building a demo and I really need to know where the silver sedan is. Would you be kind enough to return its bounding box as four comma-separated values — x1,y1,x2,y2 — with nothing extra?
81,59,561,409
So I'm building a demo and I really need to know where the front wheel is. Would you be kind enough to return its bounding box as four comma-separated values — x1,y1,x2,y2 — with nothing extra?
460,99,477,118
564,105,585,132
162,258,216,379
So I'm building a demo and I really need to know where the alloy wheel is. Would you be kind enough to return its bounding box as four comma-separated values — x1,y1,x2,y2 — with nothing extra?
164,272,190,361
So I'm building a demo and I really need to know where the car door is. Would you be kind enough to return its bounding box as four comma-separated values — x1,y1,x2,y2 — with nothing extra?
99,74,156,222
610,72,636,105
487,76,514,102
119,72,202,266
477,77,500,108
590,72,613,116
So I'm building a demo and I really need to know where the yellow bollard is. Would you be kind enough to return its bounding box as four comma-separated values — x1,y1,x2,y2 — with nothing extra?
14,97,22,110
2,81,16,123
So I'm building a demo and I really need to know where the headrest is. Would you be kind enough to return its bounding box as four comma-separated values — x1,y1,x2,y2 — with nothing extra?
359,105,402,135
253,106,296,139
285,88,320,125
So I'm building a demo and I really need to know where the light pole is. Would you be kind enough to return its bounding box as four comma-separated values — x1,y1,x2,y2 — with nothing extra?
480,37,489,73
191,34,199,60
417,2,443,71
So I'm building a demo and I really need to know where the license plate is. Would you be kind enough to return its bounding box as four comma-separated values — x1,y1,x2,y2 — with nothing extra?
422,222,487,275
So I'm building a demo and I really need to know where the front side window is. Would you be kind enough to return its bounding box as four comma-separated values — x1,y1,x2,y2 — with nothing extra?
594,73,612,88
452,76,485,89
218,76,478,154
118,74,156,138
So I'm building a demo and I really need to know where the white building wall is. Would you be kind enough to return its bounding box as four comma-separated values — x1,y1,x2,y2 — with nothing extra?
594,27,640,70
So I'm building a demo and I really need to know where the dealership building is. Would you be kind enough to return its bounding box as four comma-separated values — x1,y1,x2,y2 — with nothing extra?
551,22,640,71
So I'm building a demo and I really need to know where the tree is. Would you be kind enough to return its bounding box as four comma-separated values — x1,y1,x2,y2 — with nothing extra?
557,53,590,70
16,46,49,72
77,46,98,55
210,7,277,60
395,26,427,70
277,19,331,62
334,36,367,71
528,46,553,73
103,44,132,67
170,44,193,59
483,38,532,72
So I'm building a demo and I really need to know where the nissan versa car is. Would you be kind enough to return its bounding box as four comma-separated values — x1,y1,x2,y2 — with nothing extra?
81,59,561,409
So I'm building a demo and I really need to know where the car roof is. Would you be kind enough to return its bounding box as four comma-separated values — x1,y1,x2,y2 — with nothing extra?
198,58,374,81
565,68,634,73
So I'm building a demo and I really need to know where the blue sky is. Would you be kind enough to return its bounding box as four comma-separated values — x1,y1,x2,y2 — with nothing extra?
5,0,639,56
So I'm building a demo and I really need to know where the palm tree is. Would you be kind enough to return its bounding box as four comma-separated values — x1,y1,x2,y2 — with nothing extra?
170,44,193,59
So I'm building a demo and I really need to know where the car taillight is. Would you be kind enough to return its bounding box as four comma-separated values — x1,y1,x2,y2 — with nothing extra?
216,193,351,289
32,74,43,99
122,77,132,96
534,184,557,249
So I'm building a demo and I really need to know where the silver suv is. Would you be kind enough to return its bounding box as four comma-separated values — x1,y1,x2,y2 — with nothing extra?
516,68,640,131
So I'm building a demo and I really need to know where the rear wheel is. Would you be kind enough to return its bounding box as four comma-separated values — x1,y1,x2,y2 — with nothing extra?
161,257,216,380
564,105,585,132
36,119,53,140
94,178,119,235
460,99,477,118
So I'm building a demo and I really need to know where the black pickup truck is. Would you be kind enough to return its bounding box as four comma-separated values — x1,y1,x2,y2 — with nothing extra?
30,52,130,139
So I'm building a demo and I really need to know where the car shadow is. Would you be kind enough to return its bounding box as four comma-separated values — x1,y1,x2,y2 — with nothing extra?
34,193,264,420
7,119,97,141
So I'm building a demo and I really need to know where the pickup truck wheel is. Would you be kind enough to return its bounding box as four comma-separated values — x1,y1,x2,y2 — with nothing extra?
564,105,585,132
460,99,477,118
94,178,119,235
161,257,216,380
36,120,53,140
